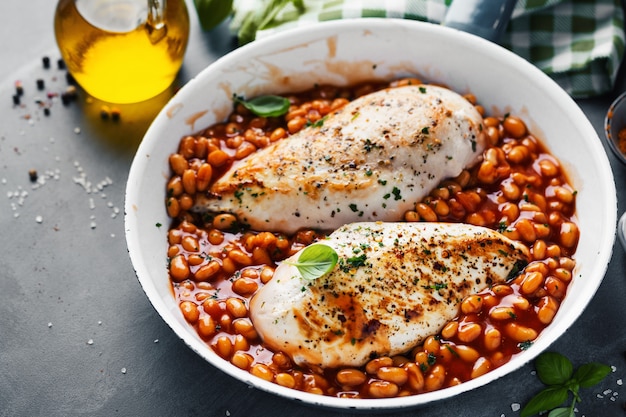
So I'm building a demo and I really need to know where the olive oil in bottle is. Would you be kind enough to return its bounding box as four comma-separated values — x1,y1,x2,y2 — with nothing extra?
54,0,190,103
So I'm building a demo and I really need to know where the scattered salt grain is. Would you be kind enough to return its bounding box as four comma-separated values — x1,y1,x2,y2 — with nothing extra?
617,379,623,386
121,367,127,374
74,127,81,134
90,221,97,229
89,198,95,210
154,339,159,343
35,215,43,223
87,339,94,345
47,322,52,328
510,403,520,412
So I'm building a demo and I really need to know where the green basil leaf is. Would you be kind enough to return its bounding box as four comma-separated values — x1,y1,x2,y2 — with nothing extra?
548,407,574,417
536,352,573,386
193,0,233,31
573,362,611,388
286,244,338,281
234,95,290,117
520,387,569,417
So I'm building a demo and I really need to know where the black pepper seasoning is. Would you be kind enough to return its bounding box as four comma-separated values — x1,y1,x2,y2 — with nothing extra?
42,56,50,69
28,169,38,182
36,79,45,90
43,107,50,117
12,94,20,105
57,59,66,70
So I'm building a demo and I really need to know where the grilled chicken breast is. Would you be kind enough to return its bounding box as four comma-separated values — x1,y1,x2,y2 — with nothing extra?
195,85,486,234
250,222,529,369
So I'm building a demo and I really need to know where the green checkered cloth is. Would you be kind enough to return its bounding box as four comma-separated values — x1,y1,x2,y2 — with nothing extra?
229,0,625,98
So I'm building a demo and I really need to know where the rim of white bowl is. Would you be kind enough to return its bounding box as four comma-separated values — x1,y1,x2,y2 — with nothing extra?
125,18,617,411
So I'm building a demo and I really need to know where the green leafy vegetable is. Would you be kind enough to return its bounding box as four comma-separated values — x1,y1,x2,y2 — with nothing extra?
521,352,611,417
234,95,290,118
193,0,234,31
285,244,338,281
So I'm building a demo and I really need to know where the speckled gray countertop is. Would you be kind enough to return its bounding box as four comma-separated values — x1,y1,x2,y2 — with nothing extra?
1,1,625,416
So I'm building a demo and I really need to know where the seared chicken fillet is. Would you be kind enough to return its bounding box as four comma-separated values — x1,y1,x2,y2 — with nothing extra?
195,85,486,234
250,222,529,369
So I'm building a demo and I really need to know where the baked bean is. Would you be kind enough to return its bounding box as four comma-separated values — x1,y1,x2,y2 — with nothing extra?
432,199,450,217
483,327,502,350
538,158,559,177
369,380,399,398
515,218,536,243
202,298,222,318
167,176,184,197
181,235,199,252
233,318,258,340
520,271,545,295
250,363,274,382
470,357,492,379
214,336,233,359
166,197,180,218
489,307,517,321
208,149,230,167
416,203,438,222
167,245,180,258
337,369,367,386
233,334,250,352
276,373,296,389
423,336,440,353
365,357,394,375
553,267,572,282
504,322,537,342
212,213,238,231
231,351,253,370
232,277,258,295
221,257,237,276
169,254,190,282
455,345,480,363
477,160,497,184
503,116,527,138
377,367,408,385
545,276,566,299
466,212,486,226
441,321,458,339
225,297,247,318
404,363,425,392
195,260,221,281
559,222,579,248
235,141,257,160
179,194,194,211
531,240,547,260
537,295,559,324
485,126,501,146
424,364,446,392
457,323,482,342
501,181,521,200
461,294,483,315
559,257,576,271
196,163,213,191
228,249,253,266
272,352,292,369
491,284,513,297
197,314,217,338
404,211,420,222
180,300,199,324
169,153,189,175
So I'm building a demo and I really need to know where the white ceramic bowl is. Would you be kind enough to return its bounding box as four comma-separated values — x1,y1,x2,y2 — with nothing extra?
125,19,617,411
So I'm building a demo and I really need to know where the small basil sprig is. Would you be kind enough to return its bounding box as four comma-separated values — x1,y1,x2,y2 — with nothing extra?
521,352,611,417
285,244,338,281
234,95,290,118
